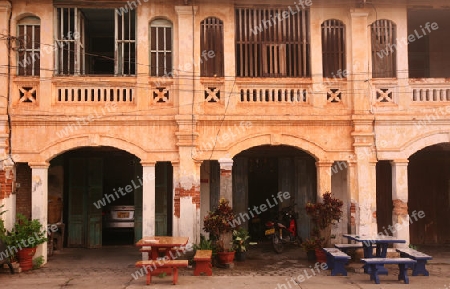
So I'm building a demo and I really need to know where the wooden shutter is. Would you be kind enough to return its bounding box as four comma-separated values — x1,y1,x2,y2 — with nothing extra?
200,17,224,77
371,19,396,78
322,19,345,77
235,7,310,77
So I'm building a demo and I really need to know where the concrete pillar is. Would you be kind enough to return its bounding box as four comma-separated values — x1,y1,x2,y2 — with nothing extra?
347,162,358,235
218,158,233,202
175,5,198,115
316,161,333,201
391,159,409,247
0,1,11,115
141,163,156,238
353,153,377,237
349,10,370,112
172,159,201,244
30,162,49,264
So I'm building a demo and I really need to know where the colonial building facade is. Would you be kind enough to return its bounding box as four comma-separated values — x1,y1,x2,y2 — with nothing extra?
1,0,450,263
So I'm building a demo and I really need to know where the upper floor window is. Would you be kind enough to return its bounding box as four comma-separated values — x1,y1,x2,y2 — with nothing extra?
150,19,172,77
371,19,396,78
200,17,224,77
17,16,40,76
55,7,135,76
321,19,345,78
235,7,310,77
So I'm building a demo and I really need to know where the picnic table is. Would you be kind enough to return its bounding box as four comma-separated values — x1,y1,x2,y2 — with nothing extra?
343,234,406,275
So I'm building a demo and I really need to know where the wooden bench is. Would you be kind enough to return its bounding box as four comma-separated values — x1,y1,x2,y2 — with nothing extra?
323,248,351,276
396,248,432,276
135,260,189,285
361,258,417,284
193,250,212,276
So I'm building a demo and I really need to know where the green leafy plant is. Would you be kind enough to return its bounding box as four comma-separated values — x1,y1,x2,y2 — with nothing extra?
7,213,47,249
32,255,44,269
203,198,236,252
0,204,7,242
232,228,251,252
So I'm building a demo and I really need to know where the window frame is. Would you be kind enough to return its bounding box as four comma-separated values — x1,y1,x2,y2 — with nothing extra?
200,17,224,77
150,19,173,77
17,16,41,76
321,19,346,78
371,19,397,78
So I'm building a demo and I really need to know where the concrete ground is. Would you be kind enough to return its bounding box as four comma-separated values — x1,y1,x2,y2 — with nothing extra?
0,242,449,289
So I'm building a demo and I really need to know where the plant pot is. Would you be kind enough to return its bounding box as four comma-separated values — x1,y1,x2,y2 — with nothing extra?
315,248,327,264
235,251,246,261
306,250,316,262
217,251,235,264
18,247,36,271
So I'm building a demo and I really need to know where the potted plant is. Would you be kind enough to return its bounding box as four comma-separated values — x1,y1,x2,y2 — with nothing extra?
203,198,236,265
305,191,343,263
7,213,47,271
301,237,323,262
232,227,251,261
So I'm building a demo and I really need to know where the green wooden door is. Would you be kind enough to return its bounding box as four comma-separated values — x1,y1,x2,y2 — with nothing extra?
68,157,103,248
87,158,103,248
68,158,87,247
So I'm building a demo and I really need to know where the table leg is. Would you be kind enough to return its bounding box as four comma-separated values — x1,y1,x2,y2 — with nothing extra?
374,244,388,275
398,264,409,284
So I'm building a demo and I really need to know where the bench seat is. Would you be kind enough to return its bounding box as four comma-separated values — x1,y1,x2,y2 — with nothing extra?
396,248,432,276
193,250,212,276
135,260,189,285
361,258,417,284
323,248,351,276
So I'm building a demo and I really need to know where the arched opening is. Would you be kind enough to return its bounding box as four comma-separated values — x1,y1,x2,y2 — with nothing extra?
228,145,316,242
15,146,173,250
408,143,450,245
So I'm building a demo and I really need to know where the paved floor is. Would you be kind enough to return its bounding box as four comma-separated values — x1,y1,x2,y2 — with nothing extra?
0,242,449,289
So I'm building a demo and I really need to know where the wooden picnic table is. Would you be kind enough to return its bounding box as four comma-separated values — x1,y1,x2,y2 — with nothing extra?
136,236,189,260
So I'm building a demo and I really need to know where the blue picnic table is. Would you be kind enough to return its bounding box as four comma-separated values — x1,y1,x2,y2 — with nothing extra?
343,234,406,275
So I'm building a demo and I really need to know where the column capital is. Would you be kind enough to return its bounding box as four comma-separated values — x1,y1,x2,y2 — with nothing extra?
315,161,334,167
175,6,198,16
391,159,409,165
218,158,233,170
28,162,50,169
140,161,156,167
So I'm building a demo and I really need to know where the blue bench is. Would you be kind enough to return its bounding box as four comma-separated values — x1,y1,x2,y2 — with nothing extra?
334,243,363,254
323,248,351,276
361,258,416,284
396,248,432,276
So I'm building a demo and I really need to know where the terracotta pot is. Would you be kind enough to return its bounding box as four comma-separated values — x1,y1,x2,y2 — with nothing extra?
217,251,235,264
314,248,327,264
18,247,36,271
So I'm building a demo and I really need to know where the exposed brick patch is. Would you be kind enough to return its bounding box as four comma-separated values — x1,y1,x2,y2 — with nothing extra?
0,169,14,200
393,199,408,216
174,184,200,218
220,169,232,177
16,163,32,219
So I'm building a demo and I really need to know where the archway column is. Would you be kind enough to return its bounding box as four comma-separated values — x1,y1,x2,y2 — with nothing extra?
218,158,233,202
391,159,409,248
141,162,156,238
29,162,50,264
316,161,333,201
